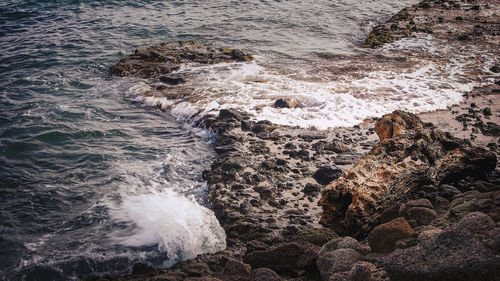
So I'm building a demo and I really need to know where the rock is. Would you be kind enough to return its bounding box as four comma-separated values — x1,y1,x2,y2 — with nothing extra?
379,203,402,223
250,268,282,281
328,272,350,281
182,262,212,277
406,207,438,226
320,236,363,253
450,190,500,221
222,259,251,281
243,242,320,275
159,75,186,85
490,65,500,73
317,248,361,280
109,42,253,78
290,227,339,246
273,98,300,109
320,111,497,237
384,230,497,281
417,226,443,242
368,217,414,253
492,228,500,253
185,278,222,281
348,262,375,281
399,199,434,214
303,183,322,195
132,262,155,275
451,212,494,236
313,166,343,185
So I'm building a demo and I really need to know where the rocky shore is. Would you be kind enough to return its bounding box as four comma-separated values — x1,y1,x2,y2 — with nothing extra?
95,0,500,280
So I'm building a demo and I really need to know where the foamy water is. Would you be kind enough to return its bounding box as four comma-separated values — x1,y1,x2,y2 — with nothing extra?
130,35,495,129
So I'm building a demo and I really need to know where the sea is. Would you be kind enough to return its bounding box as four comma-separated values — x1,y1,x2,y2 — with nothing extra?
0,0,494,280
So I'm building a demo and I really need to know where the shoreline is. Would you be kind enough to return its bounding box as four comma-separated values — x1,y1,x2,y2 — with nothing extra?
96,0,499,280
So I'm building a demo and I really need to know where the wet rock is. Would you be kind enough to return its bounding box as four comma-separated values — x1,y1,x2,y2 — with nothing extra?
290,227,339,246
109,42,253,78
222,259,251,281
250,268,282,281
490,65,500,73
273,98,300,109
313,166,343,185
159,75,186,85
132,262,155,275
243,242,320,275
368,217,414,253
384,230,497,281
317,248,361,280
320,111,497,237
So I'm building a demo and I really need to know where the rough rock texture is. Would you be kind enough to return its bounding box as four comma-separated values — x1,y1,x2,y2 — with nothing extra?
384,230,497,281
317,248,361,281
249,268,282,281
368,217,415,253
243,242,320,275
320,110,497,237
109,42,253,78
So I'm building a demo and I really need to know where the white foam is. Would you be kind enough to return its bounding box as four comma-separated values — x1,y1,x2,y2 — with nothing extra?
129,36,494,130
110,190,226,265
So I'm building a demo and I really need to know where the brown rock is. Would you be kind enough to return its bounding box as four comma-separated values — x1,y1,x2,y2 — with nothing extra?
250,268,282,281
368,217,414,253
243,242,320,275
320,111,497,237
406,207,438,226
222,259,251,281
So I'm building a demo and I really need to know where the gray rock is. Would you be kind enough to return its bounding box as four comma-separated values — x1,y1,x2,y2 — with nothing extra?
451,212,494,235
250,268,282,281
320,236,362,254
317,248,361,280
385,230,497,281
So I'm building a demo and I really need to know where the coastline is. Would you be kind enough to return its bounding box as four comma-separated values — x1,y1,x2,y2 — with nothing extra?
96,0,499,280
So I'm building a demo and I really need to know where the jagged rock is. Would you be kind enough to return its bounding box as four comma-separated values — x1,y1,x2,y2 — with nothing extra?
243,242,320,275
109,42,253,78
384,230,497,281
368,217,414,253
317,248,361,280
320,111,497,237
249,268,282,281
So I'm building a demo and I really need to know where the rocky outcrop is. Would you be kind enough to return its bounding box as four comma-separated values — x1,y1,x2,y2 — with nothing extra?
109,41,253,78
320,110,497,237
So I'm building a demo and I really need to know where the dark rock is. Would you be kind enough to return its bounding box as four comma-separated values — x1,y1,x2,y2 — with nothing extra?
348,262,375,281
313,166,343,185
380,203,402,223
450,190,500,221
320,236,363,253
159,75,186,85
289,227,339,246
250,268,282,281
483,107,492,116
320,111,497,237
451,212,494,236
185,278,222,281
368,217,414,253
406,207,438,226
243,242,320,275
219,109,246,121
303,183,322,195
492,228,500,253
317,248,361,280
222,259,251,281
273,98,300,109
489,65,500,73
132,262,155,275
384,230,497,281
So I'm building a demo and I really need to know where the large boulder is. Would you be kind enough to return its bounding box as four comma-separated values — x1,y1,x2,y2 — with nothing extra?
249,268,282,281
243,242,320,275
320,111,497,237
317,248,361,280
384,230,497,281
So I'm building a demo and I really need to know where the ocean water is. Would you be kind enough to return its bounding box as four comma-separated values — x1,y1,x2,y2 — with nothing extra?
1,0,492,280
